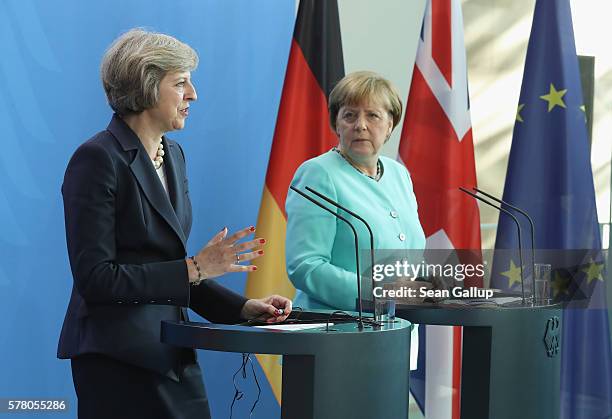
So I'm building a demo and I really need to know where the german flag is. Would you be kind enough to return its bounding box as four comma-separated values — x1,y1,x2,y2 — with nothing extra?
244,0,344,404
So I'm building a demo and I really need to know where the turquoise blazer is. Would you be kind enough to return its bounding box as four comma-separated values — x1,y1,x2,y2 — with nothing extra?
286,150,426,311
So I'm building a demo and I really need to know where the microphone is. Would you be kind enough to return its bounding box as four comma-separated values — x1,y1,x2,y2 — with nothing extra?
303,186,378,318
459,187,527,304
472,187,536,305
289,185,366,329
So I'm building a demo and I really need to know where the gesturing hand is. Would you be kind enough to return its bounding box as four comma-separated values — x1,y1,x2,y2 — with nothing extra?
191,226,265,281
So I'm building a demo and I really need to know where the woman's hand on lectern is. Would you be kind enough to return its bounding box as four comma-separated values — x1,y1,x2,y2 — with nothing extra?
241,295,292,323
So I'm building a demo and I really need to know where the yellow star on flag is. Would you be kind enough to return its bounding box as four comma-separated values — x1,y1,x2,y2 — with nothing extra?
539,83,567,112
516,104,525,122
582,258,604,284
501,260,522,288
552,271,569,298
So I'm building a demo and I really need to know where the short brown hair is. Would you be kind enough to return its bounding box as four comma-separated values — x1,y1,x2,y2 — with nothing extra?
328,71,403,131
101,28,198,115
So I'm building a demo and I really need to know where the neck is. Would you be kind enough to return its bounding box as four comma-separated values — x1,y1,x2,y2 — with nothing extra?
338,147,378,177
122,112,163,158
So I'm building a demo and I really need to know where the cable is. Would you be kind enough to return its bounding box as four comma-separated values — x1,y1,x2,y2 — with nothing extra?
248,354,261,417
229,354,247,419
229,353,261,419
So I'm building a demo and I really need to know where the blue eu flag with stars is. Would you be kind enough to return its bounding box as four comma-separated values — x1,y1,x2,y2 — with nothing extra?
492,0,612,417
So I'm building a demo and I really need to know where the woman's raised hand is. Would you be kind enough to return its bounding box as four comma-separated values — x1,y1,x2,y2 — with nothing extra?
188,226,265,282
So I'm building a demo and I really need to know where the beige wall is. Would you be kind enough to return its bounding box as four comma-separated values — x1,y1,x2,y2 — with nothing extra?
570,0,612,238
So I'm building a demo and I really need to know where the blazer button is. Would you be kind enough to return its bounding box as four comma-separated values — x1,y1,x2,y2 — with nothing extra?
116,301,123,304
167,299,172,303
150,300,156,304
390,210,399,218
133,301,139,304
398,233,406,241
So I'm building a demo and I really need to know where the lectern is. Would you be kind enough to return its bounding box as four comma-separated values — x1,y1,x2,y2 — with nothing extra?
393,303,562,419
161,311,413,419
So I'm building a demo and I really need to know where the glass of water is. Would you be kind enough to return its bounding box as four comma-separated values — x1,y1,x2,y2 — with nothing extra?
533,263,552,306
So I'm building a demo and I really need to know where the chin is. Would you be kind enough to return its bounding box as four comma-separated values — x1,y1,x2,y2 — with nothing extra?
172,121,185,131
350,142,373,150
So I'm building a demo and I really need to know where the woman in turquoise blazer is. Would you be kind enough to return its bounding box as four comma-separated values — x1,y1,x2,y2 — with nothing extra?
286,71,426,312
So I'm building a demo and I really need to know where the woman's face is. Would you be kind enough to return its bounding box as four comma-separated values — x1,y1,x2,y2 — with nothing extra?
335,100,393,164
148,71,197,133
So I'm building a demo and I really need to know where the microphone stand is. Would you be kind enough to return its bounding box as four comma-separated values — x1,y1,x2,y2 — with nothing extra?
304,186,378,320
289,186,365,329
472,187,537,305
459,187,527,305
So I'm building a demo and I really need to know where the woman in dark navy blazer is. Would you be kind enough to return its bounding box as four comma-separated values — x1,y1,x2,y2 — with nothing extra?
57,29,292,419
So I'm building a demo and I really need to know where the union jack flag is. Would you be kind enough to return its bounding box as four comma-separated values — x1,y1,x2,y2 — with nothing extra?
398,1,481,417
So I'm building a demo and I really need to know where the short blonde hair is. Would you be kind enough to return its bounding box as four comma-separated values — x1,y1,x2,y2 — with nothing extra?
328,71,403,131
101,28,198,115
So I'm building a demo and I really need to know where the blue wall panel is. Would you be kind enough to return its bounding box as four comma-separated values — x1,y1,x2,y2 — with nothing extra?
0,1,294,417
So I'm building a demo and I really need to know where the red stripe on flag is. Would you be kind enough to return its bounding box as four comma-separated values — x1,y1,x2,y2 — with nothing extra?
265,39,338,215
432,0,452,87
452,326,463,419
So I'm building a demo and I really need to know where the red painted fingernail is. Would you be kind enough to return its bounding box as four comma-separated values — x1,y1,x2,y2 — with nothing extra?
249,226,255,232
258,250,264,255
259,239,266,244
252,266,258,271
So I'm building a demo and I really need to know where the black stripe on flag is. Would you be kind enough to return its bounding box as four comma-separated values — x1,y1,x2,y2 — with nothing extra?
294,0,345,98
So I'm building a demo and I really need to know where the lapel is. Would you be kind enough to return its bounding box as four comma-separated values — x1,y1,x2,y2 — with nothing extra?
163,139,182,212
163,138,191,237
107,115,187,249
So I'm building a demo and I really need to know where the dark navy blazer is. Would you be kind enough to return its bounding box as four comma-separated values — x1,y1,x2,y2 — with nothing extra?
58,115,246,380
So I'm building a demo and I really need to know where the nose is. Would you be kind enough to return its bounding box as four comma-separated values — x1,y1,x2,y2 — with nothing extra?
185,80,197,101
354,113,367,131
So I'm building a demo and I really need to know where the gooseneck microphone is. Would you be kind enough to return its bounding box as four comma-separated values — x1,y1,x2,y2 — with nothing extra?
289,186,365,329
472,187,537,303
459,187,527,304
304,186,377,315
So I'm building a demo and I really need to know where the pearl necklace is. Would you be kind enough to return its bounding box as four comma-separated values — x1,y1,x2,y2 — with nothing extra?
153,141,165,169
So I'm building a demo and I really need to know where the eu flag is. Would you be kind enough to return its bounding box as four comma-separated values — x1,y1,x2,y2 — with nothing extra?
492,0,612,417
